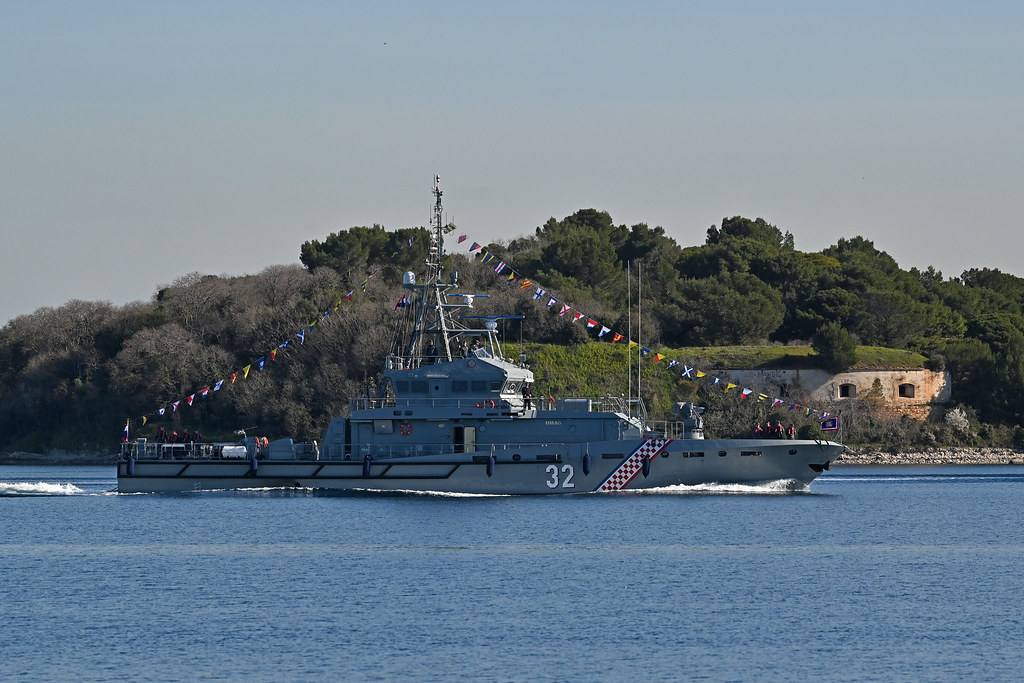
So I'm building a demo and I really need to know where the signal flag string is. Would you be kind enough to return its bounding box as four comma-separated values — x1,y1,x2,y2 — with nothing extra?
453,233,837,428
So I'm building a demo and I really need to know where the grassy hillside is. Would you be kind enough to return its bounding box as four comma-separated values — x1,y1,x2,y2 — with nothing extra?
525,342,927,420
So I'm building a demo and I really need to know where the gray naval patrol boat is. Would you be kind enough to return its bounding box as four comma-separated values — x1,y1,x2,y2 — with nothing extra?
117,182,844,493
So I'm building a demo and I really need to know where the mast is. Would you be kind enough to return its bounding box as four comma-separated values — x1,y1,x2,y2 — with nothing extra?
401,176,449,363
428,175,445,282
390,176,520,372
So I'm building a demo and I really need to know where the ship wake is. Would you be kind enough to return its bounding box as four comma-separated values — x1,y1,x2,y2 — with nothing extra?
0,481,85,496
631,479,810,495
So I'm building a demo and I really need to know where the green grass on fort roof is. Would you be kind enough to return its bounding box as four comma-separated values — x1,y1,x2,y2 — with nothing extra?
524,341,926,418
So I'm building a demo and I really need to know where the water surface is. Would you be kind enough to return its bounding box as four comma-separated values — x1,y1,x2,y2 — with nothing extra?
2,465,1022,681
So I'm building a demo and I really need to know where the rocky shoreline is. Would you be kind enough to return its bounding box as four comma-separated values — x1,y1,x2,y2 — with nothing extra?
2,447,1023,467
836,447,1024,466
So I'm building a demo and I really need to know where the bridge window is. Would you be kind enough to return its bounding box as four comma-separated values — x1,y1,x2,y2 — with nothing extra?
839,383,857,398
899,383,916,398
451,381,468,393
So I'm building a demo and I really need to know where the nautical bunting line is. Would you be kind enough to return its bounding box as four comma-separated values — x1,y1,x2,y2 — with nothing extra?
124,236,420,439
457,235,838,427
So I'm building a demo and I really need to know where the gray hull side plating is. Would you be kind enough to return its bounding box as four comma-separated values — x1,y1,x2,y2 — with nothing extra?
117,438,843,493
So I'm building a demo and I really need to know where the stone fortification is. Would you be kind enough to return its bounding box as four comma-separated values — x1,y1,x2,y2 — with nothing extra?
722,367,951,419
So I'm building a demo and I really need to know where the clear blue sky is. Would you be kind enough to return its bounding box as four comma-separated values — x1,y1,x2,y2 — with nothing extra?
3,1,1023,325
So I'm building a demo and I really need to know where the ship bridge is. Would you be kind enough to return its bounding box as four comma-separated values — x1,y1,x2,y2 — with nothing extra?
383,347,533,413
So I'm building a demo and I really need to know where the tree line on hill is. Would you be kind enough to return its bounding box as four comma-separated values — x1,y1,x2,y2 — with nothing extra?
3,210,1024,455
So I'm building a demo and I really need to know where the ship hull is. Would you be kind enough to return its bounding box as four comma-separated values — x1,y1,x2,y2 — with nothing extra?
116,438,844,493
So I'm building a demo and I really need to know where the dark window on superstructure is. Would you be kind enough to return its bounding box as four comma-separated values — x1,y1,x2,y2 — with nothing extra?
452,381,468,393
839,383,857,398
411,381,428,394
489,381,502,392
395,381,409,393
899,383,916,398
471,381,488,392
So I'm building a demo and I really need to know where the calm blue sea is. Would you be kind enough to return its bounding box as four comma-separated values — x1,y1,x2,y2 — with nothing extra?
2,464,1023,682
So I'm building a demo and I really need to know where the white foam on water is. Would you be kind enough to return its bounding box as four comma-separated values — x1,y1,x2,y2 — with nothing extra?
0,481,84,496
379,488,510,498
630,479,809,495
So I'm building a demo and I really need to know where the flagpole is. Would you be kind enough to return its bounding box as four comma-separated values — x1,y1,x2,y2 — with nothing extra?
626,261,632,418
637,259,642,417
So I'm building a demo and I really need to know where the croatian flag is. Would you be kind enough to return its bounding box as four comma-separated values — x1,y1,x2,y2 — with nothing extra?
821,416,840,431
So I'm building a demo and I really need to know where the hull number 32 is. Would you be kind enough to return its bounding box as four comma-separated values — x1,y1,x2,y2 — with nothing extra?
545,464,575,489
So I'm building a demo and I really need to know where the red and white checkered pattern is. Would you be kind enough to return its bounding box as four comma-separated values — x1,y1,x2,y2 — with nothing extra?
597,439,672,491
